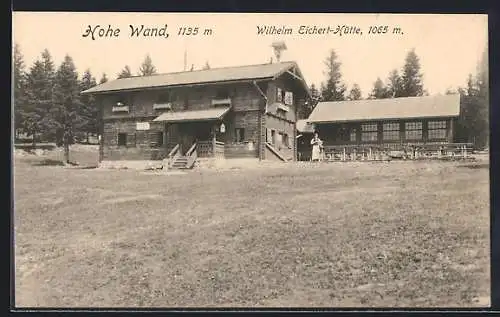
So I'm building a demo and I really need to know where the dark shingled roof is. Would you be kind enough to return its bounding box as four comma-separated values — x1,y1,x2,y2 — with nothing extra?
82,61,308,95
308,94,461,123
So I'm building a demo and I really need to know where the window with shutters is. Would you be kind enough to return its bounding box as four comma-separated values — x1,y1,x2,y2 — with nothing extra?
284,91,293,106
383,122,400,141
150,131,164,148
281,133,290,147
235,128,245,143
276,88,283,103
427,120,447,140
361,123,378,142
405,121,423,140
117,133,127,146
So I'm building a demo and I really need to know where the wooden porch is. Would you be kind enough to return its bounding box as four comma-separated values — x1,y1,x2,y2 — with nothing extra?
165,139,225,170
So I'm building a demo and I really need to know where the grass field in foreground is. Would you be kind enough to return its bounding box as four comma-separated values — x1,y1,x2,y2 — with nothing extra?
14,150,490,307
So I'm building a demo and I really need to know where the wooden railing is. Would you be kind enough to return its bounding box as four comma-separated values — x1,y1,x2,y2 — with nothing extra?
167,144,180,168
186,142,198,169
197,141,213,158
214,141,225,158
321,142,475,162
196,140,225,158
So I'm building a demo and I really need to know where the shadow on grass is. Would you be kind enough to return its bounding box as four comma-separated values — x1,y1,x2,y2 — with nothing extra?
15,144,57,151
458,163,490,169
32,159,65,166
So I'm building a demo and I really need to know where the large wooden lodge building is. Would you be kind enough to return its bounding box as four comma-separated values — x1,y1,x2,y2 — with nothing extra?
81,61,311,168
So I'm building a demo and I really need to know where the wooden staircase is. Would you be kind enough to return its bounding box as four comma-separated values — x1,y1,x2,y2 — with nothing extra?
166,143,198,170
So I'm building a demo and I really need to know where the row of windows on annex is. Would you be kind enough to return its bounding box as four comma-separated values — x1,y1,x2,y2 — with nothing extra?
114,126,248,147
338,120,449,143
110,87,236,114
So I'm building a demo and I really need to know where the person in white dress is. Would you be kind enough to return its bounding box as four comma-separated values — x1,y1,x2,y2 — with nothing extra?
310,131,323,162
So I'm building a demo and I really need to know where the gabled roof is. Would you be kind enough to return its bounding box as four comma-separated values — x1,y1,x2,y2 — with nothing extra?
153,107,231,123
81,61,310,96
308,94,461,123
296,119,315,133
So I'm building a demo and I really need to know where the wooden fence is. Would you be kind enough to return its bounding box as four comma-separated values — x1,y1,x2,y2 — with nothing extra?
321,143,475,162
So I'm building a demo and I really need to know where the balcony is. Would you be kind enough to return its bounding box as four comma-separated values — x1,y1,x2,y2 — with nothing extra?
211,98,232,106
153,102,172,110
277,103,290,112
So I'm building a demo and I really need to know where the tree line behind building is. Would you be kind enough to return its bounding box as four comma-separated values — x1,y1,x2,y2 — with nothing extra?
13,44,489,157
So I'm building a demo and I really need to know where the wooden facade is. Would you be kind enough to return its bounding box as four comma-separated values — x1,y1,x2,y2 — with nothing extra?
315,117,455,146
87,62,310,163
300,95,470,161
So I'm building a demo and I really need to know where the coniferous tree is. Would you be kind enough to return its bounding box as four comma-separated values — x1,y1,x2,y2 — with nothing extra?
51,55,82,163
138,54,157,76
320,49,346,101
99,73,108,84
13,43,28,139
24,49,56,146
400,48,424,97
79,69,98,143
202,61,211,70
348,83,362,100
117,65,132,79
386,69,404,98
369,78,389,99
299,83,321,119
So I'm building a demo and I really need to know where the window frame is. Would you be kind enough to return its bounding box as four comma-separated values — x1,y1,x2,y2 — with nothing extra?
405,121,423,140
235,128,245,143
382,122,401,141
427,120,448,140
150,131,164,148
361,123,378,142
117,133,127,147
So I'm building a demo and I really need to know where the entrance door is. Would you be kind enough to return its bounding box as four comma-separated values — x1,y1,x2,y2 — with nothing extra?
180,130,195,155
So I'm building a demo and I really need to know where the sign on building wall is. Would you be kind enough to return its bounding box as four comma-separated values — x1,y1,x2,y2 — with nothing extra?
220,123,226,133
136,122,150,131
284,91,294,105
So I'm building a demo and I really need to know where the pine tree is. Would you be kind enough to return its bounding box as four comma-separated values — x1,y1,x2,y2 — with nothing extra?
386,69,403,98
99,73,108,84
369,77,388,99
79,69,98,143
13,43,28,139
299,83,321,119
138,54,157,76
117,65,132,79
400,48,424,97
51,55,82,163
202,61,211,70
455,47,489,148
475,47,489,148
320,49,346,101
348,83,362,100
24,49,56,146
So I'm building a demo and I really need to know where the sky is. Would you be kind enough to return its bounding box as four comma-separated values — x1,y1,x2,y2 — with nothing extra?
13,12,488,98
